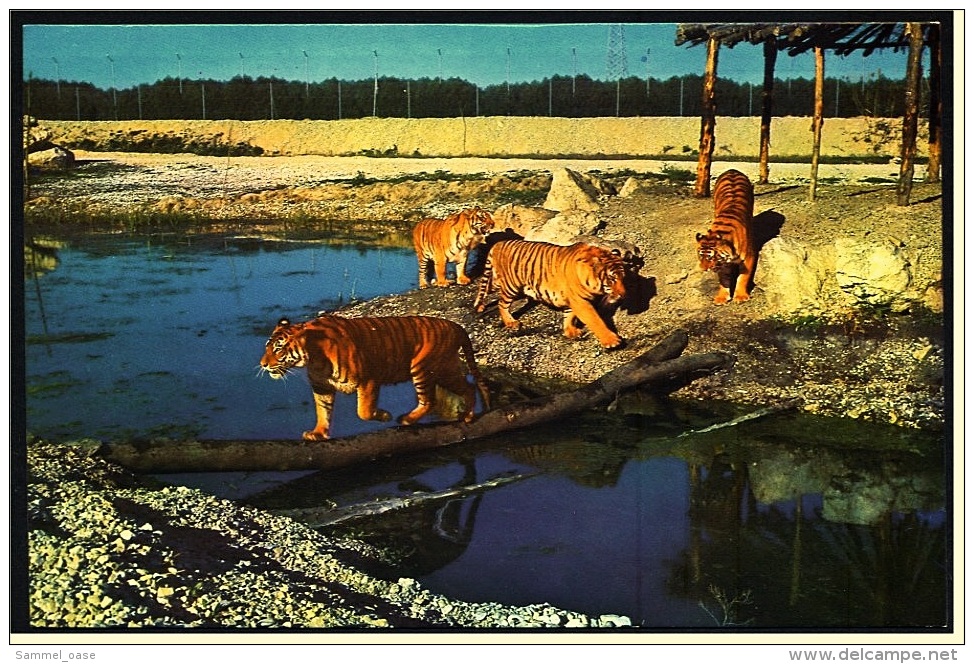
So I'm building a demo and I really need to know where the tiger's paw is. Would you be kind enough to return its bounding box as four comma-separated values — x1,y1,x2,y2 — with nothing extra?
733,293,751,303
601,337,626,351
713,294,731,305
302,430,329,441
397,412,426,426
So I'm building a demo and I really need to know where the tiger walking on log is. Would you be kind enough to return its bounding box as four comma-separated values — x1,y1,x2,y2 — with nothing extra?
413,206,495,288
473,239,628,350
695,169,757,304
259,314,491,440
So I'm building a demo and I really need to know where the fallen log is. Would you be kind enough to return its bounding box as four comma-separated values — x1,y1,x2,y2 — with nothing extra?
98,329,734,474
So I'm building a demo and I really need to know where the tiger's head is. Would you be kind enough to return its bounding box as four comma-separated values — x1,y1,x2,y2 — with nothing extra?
696,230,740,272
577,245,627,305
458,206,496,237
259,318,308,379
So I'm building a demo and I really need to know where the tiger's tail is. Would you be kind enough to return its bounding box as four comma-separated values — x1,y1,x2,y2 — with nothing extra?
459,333,491,412
473,253,494,313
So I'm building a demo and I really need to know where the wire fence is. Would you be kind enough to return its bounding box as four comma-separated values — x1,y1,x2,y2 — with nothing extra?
23,73,919,122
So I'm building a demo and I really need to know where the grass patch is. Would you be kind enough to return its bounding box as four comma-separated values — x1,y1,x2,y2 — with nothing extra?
495,188,549,207
25,203,210,233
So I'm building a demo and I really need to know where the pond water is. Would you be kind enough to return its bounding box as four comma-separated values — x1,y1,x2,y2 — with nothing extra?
21,231,949,630
24,231,421,442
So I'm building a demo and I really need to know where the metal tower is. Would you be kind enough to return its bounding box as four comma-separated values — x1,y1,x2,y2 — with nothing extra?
606,24,629,80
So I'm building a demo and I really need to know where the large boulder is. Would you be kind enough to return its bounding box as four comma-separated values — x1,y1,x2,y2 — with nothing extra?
29,145,75,170
834,237,912,307
542,168,602,212
756,237,833,313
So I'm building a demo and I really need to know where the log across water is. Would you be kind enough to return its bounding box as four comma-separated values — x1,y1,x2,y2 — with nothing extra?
98,330,734,474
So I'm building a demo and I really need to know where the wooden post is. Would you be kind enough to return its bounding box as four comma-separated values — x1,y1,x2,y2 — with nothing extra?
694,36,720,198
897,22,924,206
925,22,942,184
758,37,778,185
809,46,825,202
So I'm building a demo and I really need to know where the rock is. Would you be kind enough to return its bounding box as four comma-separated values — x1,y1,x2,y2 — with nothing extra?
922,282,944,313
29,146,75,170
580,172,617,196
542,168,602,212
523,210,602,245
835,237,912,306
491,203,557,237
756,237,832,313
598,614,632,627
617,176,644,198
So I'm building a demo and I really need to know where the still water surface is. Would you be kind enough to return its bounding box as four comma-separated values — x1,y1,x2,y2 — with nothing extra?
22,232,948,630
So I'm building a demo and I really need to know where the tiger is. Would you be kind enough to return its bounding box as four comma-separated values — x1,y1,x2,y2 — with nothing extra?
473,239,628,349
695,169,757,305
413,206,495,288
259,314,491,441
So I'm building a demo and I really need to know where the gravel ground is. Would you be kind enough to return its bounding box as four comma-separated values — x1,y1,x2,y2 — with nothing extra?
25,440,632,629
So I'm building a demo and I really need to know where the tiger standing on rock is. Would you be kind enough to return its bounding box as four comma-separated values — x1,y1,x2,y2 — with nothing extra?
695,169,757,304
413,206,495,288
259,314,491,440
473,239,628,350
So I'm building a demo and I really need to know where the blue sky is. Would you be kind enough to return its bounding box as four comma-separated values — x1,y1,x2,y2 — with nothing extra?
20,19,912,91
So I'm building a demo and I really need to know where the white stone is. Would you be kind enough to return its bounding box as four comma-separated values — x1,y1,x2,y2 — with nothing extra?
542,167,601,212
835,237,912,305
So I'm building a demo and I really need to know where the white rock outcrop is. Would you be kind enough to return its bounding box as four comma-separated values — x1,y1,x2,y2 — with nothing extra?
834,237,912,307
542,168,602,212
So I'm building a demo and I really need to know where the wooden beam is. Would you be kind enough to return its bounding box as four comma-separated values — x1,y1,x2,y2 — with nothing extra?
759,37,778,185
694,36,720,198
809,46,825,201
897,22,924,206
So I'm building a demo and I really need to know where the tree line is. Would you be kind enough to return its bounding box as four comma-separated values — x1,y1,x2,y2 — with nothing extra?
23,72,919,122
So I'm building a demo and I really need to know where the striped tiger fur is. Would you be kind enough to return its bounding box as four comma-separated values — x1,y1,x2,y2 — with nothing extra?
259,315,490,440
473,239,628,349
695,169,757,304
413,206,495,288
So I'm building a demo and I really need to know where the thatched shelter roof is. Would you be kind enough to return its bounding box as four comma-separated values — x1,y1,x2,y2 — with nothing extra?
675,22,938,56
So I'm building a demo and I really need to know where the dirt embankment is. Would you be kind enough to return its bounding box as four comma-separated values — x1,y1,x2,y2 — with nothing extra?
40,115,922,159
